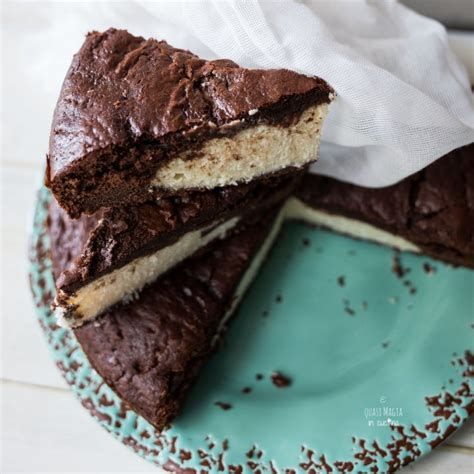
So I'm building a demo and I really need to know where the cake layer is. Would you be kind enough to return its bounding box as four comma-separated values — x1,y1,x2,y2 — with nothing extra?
293,144,474,267
51,173,299,327
46,28,333,217
55,216,239,327
49,203,283,431
151,104,328,192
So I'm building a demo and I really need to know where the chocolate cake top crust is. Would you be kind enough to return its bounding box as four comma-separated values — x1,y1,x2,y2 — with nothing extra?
50,172,299,295
48,200,278,431
47,28,333,217
296,144,474,267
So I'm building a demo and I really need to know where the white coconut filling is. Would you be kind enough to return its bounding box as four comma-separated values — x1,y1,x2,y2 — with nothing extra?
213,207,286,345
56,217,239,328
284,197,420,253
151,104,329,191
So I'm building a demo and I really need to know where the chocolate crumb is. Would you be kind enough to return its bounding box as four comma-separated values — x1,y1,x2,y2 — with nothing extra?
271,371,292,388
262,310,269,317
345,307,355,316
409,287,417,295
179,449,192,462
256,373,264,381
302,238,310,247
392,254,410,278
337,276,346,287
423,263,436,275
382,341,390,349
275,294,283,303
215,401,232,411
242,387,252,394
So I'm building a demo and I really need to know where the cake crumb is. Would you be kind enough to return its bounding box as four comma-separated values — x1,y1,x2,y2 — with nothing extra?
345,307,355,316
215,401,232,410
271,372,292,388
423,262,436,275
337,275,346,287
392,254,410,278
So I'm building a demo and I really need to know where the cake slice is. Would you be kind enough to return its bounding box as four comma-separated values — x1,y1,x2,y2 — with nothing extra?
49,201,284,431
50,174,297,328
46,28,334,217
289,144,474,268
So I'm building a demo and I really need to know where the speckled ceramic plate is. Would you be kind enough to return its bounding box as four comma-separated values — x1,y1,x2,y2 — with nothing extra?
30,187,473,473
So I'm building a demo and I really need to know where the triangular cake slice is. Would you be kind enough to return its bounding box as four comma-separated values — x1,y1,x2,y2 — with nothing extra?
46,28,334,217
49,199,284,430
289,144,474,268
50,173,298,328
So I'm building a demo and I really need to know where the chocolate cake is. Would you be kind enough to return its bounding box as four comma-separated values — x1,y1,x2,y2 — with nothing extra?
46,28,334,217
49,201,284,431
289,144,474,268
50,173,299,328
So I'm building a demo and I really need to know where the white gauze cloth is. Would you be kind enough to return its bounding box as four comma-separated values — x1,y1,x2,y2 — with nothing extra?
140,0,474,187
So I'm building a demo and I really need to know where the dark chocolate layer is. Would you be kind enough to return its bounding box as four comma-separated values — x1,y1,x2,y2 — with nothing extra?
296,144,474,267
47,28,333,217
49,203,278,431
51,172,301,297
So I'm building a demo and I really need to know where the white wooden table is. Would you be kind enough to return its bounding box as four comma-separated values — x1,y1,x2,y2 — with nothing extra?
1,2,473,472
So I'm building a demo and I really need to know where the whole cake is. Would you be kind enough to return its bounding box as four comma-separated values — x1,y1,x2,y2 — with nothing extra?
45,144,474,434
39,27,474,456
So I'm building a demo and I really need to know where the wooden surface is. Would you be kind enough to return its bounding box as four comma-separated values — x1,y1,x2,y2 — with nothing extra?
1,2,473,472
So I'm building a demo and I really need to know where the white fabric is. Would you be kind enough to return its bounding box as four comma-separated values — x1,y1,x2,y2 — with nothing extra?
141,0,474,187
5,0,474,187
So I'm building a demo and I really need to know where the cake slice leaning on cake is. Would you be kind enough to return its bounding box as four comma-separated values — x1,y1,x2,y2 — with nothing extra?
51,173,299,328
46,28,334,217
289,144,474,268
48,196,285,431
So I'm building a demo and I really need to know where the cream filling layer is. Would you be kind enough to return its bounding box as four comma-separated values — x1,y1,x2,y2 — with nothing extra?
56,217,239,328
213,207,286,345
285,197,420,253
151,104,329,191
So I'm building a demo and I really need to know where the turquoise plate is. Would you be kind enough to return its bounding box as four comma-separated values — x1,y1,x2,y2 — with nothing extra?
30,187,473,472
